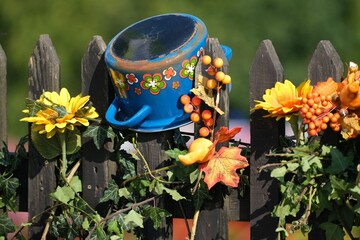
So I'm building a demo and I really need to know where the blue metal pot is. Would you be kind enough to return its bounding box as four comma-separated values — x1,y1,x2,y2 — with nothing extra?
105,13,230,132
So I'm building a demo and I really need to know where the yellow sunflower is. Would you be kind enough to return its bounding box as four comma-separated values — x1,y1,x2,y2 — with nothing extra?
253,80,313,121
21,88,99,138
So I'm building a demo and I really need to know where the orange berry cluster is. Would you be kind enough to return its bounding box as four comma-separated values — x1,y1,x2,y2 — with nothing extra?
202,55,231,89
180,94,214,137
300,92,340,136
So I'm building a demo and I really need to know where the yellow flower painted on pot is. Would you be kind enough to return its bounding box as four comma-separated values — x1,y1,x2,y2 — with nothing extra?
21,88,99,138
253,80,313,121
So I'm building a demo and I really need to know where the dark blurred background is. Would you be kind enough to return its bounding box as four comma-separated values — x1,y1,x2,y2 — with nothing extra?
1,0,360,138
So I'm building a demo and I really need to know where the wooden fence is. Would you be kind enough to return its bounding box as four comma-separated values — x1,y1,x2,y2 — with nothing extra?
0,34,343,239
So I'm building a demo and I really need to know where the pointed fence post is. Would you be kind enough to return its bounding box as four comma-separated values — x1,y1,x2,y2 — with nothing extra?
27,34,60,239
194,38,229,240
249,40,284,240
307,40,343,240
81,36,115,212
308,40,344,83
0,44,7,148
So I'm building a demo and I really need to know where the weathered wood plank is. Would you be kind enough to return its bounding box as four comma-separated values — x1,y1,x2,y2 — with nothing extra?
249,40,284,240
27,34,60,239
0,44,7,148
195,38,229,240
307,40,343,240
136,131,175,240
81,36,115,211
308,40,344,83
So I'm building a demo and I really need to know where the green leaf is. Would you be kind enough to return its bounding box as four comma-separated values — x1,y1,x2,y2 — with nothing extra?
83,124,115,150
143,206,171,230
50,186,75,204
325,148,353,174
163,186,185,201
116,150,136,179
0,214,16,236
31,128,61,159
319,222,345,240
124,209,144,228
0,175,20,211
270,166,287,178
82,217,90,231
118,187,131,200
286,162,299,171
154,182,185,201
99,179,119,204
165,148,187,160
107,218,123,236
328,175,350,201
69,176,82,193
31,128,81,159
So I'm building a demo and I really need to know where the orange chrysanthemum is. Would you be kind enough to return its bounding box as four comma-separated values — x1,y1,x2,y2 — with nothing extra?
253,80,313,121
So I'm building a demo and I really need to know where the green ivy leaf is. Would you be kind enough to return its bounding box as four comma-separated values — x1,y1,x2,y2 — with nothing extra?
116,150,136,179
0,214,16,236
270,166,287,178
83,124,115,150
50,185,75,204
69,176,82,193
286,163,299,172
99,179,119,204
143,206,171,230
165,148,187,160
325,148,353,174
163,186,185,201
153,181,185,201
107,218,123,236
328,175,350,201
319,222,345,240
124,209,144,228
0,174,20,211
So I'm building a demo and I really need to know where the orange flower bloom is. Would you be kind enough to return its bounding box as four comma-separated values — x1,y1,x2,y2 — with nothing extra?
253,80,313,121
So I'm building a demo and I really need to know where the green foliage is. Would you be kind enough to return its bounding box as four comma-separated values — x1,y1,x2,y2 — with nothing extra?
265,138,360,238
83,124,116,150
0,137,27,238
31,127,81,159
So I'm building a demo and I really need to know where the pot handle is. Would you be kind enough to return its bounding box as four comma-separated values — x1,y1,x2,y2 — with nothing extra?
106,97,151,128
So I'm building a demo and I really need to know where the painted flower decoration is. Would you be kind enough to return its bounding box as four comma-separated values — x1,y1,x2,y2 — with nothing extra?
253,80,313,121
180,56,198,80
140,73,166,95
20,88,99,138
126,73,138,85
163,67,177,80
134,88,142,95
172,81,180,90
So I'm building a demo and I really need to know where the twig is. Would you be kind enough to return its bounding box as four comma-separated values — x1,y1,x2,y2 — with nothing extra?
190,210,200,240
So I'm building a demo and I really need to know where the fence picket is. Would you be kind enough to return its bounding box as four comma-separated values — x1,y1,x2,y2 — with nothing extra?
195,38,229,240
307,40,343,240
81,36,115,210
308,40,344,83
249,39,284,240
27,34,60,239
0,44,7,148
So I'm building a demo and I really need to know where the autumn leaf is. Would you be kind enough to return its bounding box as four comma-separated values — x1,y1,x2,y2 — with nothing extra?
313,77,339,97
191,75,224,115
216,126,241,143
199,147,249,189
339,113,360,139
